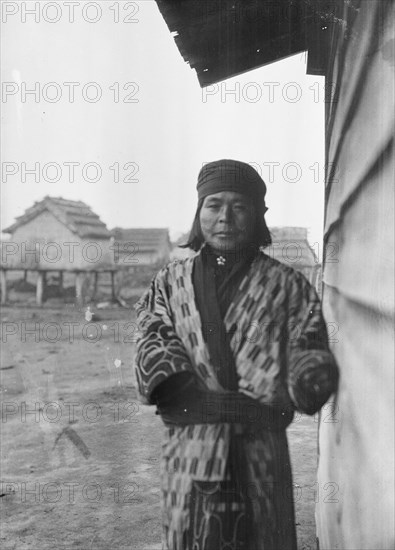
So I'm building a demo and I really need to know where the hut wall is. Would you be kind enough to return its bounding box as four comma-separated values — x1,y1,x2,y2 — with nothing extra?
4,211,112,270
78,238,113,269
316,2,394,549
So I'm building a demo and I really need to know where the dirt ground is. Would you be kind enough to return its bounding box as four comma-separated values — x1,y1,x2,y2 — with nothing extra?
1,304,320,550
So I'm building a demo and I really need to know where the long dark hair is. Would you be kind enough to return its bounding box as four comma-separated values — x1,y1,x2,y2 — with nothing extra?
180,199,272,251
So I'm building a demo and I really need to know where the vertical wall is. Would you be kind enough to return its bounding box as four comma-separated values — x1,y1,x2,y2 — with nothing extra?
5,212,113,270
316,1,394,549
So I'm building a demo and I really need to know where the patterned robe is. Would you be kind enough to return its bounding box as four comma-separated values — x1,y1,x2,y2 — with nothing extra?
134,250,337,550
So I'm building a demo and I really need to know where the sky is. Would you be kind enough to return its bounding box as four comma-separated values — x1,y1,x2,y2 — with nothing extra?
1,0,326,247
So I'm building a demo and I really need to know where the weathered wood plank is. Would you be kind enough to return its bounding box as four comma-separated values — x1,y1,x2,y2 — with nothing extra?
318,286,394,549
325,1,394,229
0,269,7,304
36,271,46,306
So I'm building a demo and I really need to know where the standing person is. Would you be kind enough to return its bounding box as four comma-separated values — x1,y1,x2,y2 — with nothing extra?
134,159,338,550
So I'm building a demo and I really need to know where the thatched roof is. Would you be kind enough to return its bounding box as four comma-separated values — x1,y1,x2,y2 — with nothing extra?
3,196,111,239
154,0,334,86
111,227,171,252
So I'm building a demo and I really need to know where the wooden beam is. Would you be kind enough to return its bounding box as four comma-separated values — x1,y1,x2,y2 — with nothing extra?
156,0,313,87
110,271,116,302
75,272,85,307
36,272,46,306
92,272,99,300
0,270,7,304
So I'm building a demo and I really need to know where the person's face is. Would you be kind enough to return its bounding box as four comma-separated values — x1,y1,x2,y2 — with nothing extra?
199,191,256,253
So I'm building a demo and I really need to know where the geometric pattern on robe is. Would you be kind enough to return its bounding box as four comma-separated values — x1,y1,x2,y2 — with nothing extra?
134,250,338,550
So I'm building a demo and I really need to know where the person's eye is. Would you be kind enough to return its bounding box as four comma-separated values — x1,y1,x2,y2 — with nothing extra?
233,204,248,211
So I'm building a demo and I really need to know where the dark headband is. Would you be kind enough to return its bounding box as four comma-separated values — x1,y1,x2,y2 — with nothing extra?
197,159,267,203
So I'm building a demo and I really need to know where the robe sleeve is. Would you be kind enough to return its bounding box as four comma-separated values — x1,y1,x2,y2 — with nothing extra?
286,271,339,415
134,268,196,405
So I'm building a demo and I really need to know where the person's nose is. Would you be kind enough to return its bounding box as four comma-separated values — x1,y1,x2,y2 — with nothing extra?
219,205,232,224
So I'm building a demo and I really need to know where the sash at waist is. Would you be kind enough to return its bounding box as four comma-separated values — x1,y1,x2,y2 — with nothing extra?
158,391,294,431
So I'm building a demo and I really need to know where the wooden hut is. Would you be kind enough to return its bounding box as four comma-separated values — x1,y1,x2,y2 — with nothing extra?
1,196,115,304
151,2,394,548
315,4,394,548
111,227,171,267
